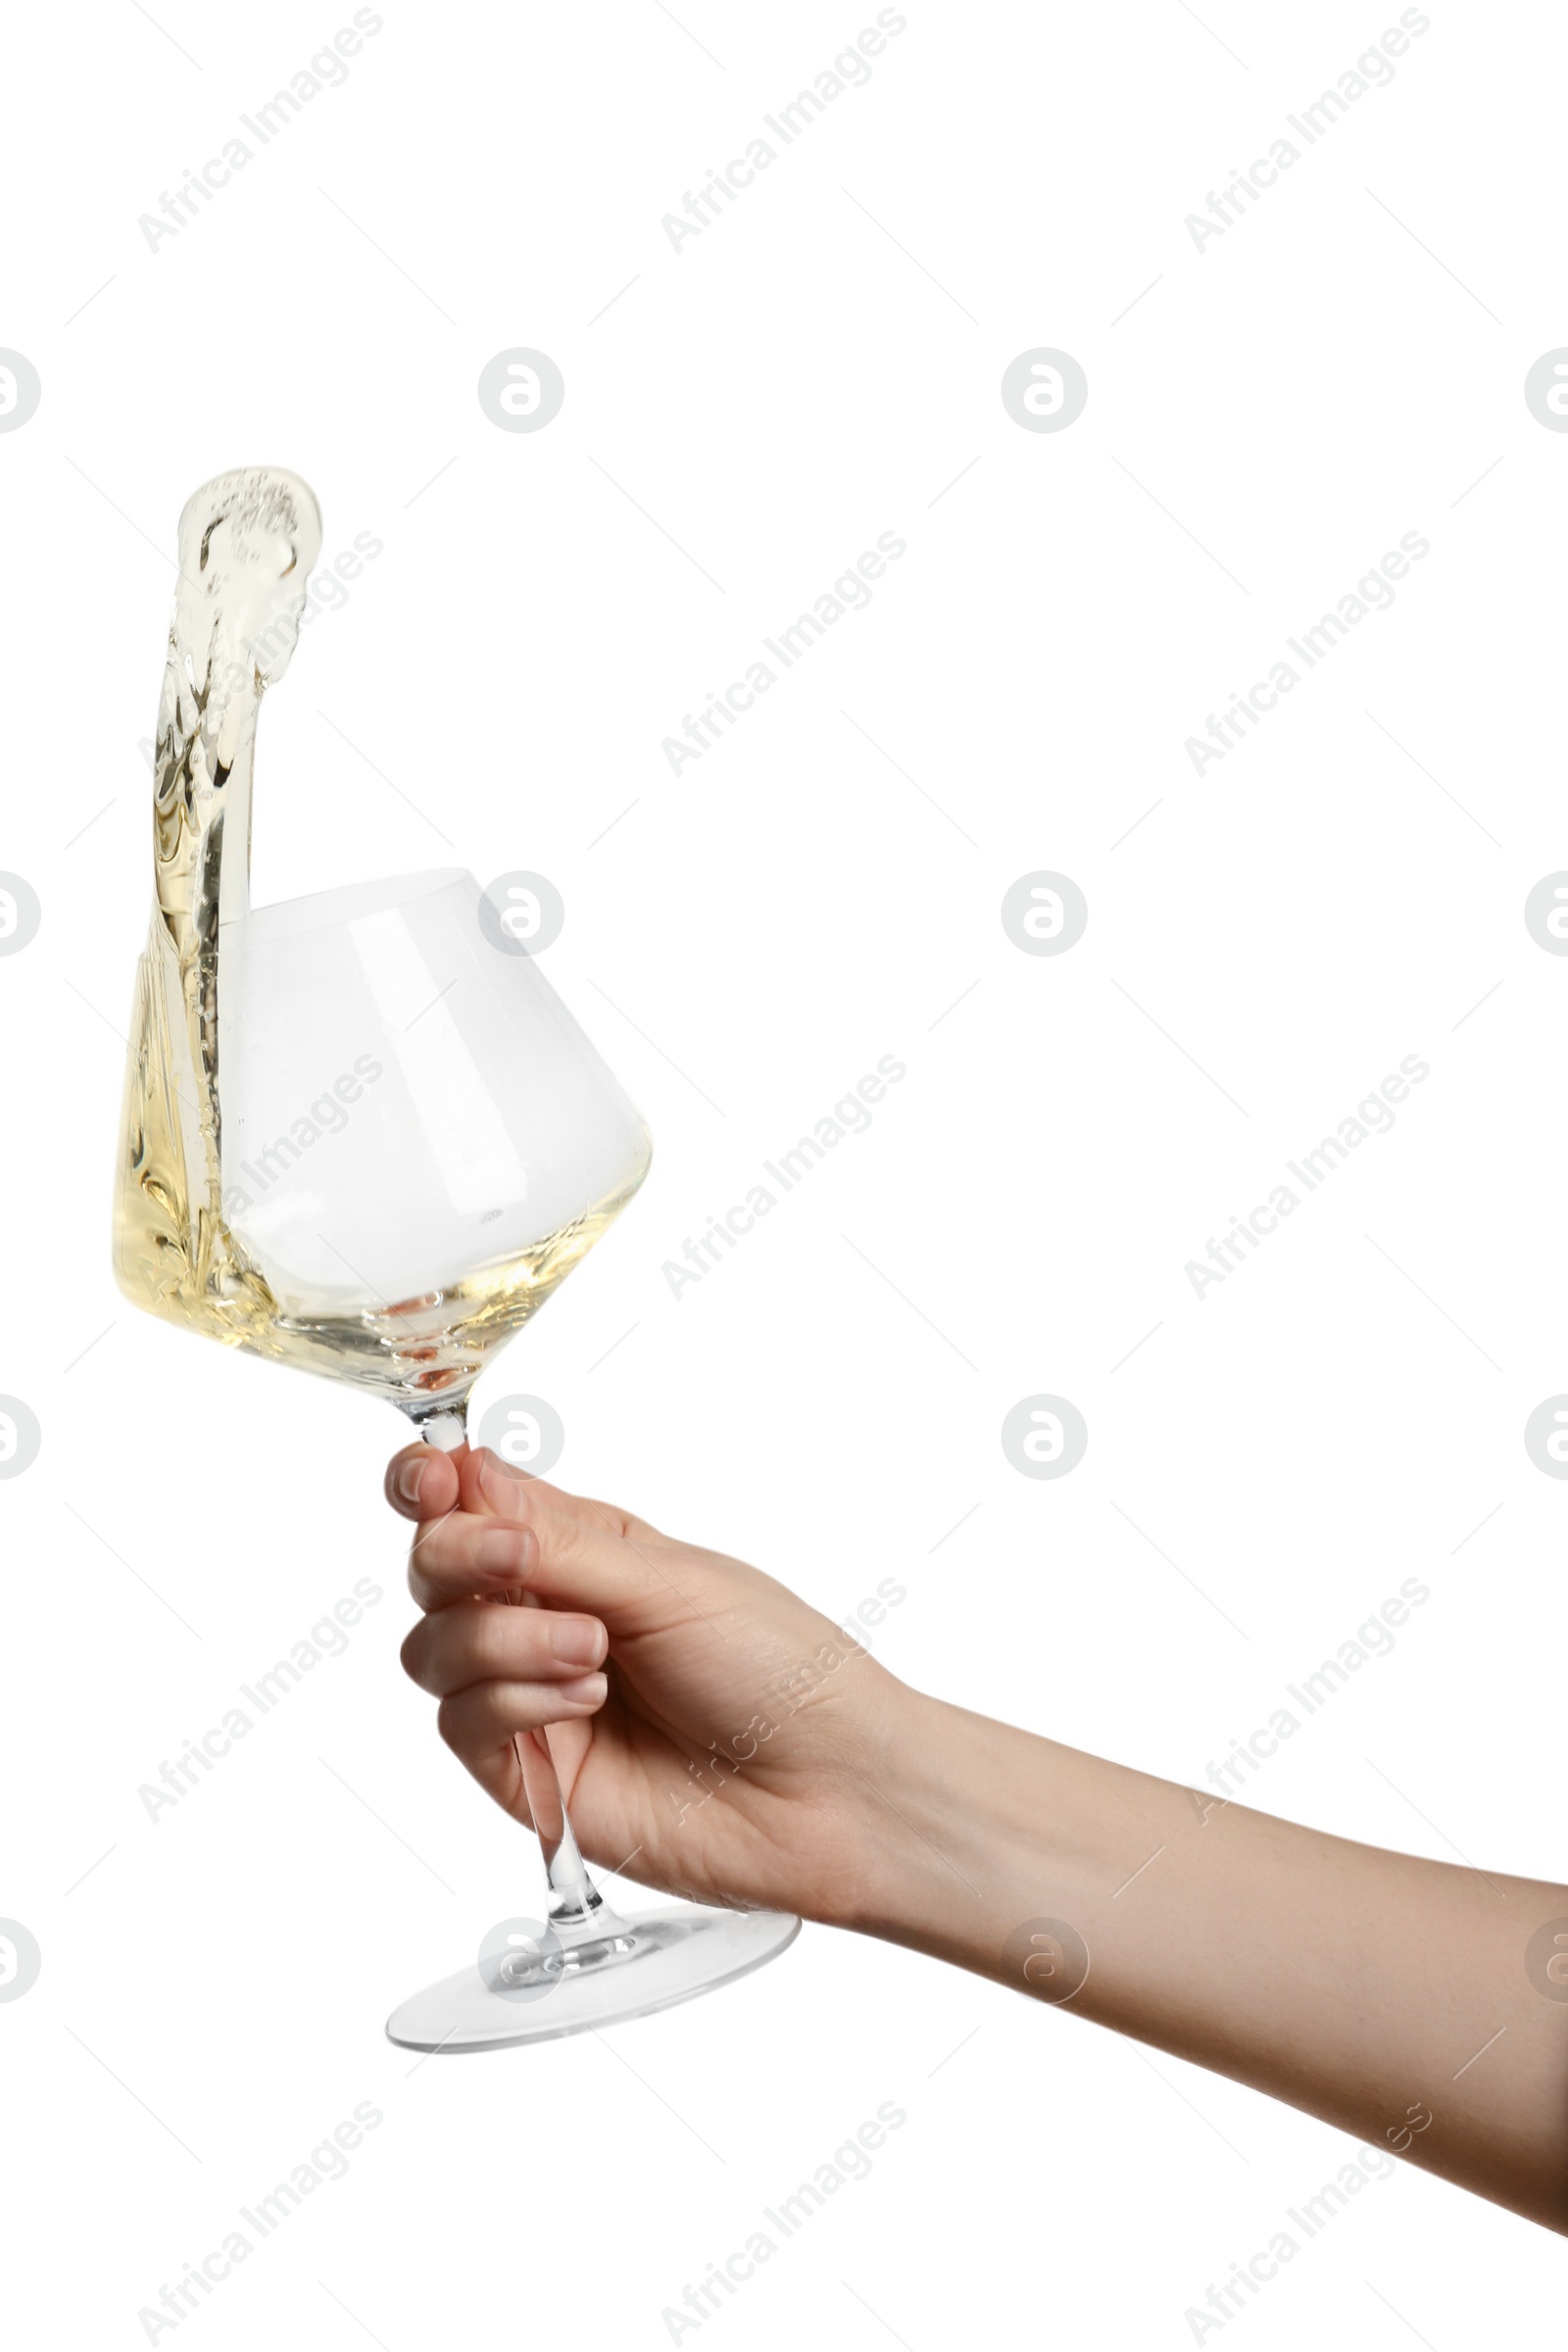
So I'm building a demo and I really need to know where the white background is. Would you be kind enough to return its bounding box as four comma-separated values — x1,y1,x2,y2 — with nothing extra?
2,1,1565,2343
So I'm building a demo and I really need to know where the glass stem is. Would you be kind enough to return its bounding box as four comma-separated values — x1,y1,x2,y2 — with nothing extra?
404,1396,611,1935
512,1719,607,1930
412,1403,470,1453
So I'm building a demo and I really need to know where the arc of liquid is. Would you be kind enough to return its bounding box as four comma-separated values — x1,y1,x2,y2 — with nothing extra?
154,469,322,1190
116,469,323,1332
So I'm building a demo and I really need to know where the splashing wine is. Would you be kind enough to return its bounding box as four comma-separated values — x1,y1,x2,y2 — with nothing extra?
113,467,648,1430
112,468,799,2046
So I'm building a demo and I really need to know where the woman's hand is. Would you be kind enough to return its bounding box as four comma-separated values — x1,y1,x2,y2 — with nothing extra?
387,1442,909,1926
388,1441,1568,2233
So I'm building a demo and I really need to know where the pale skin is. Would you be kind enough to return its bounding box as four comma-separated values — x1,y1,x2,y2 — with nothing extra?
388,1443,1568,2234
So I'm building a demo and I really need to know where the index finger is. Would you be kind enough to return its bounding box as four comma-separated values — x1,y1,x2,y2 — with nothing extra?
406,1472,700,1633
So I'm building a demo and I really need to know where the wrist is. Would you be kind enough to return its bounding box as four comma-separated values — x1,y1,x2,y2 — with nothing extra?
830,1679,1045,1962
829,1681,1187,2010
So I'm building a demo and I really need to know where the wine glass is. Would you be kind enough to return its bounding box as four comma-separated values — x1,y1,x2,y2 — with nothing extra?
114,467,799,2049
241,870,802,2047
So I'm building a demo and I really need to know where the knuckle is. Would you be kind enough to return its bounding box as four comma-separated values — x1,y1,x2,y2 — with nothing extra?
578,1495,631,1539
407,1525,455,1581
500,1487,545,1541
466,1606,513,1674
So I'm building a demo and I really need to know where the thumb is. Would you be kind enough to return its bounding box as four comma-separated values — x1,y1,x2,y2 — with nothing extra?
461,1449,698,1632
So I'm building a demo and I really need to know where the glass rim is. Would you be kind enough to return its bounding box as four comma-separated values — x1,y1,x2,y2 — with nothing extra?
224,866,474,943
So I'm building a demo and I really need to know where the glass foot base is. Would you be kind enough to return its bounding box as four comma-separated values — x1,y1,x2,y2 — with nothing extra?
385,1901,802,2051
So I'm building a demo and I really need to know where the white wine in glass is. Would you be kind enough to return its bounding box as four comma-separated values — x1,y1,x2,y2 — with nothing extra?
114,467,799,2048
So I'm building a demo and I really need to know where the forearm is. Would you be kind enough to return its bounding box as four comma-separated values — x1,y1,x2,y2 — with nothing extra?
843,1686,1568,2231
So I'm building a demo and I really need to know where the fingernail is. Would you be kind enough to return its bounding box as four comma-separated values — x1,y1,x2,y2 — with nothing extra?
477,1527,526,1575
560,1672,608,1708
394,1457,424,1507
551,1617,606,1669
